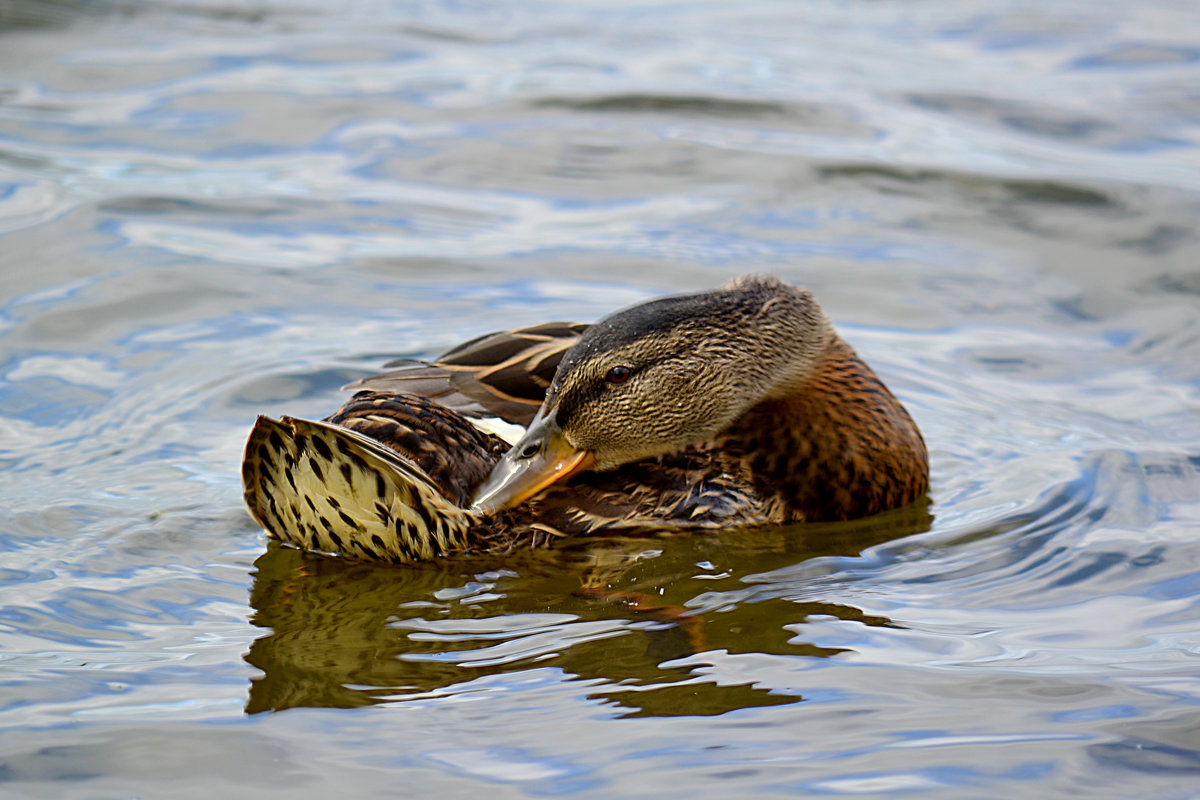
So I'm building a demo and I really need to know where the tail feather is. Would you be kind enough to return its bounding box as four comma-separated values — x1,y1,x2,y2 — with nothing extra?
242,415,476,563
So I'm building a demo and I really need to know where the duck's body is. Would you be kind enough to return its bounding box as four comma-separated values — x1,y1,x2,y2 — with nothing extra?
242,276,928,563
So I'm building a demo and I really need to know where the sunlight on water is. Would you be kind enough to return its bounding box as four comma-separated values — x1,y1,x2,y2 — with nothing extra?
1,0,1199,796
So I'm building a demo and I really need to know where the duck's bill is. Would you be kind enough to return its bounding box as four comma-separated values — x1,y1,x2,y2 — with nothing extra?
470,413,595,513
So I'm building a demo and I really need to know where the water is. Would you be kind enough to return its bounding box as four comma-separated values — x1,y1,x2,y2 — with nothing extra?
1,0,1199,796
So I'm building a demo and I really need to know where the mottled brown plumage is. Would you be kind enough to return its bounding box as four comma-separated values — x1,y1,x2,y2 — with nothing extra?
345,321,587,427
326,392,505,507
242,275,929,564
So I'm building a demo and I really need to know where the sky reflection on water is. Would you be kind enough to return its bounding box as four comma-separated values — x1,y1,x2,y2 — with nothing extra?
1,0,1199,797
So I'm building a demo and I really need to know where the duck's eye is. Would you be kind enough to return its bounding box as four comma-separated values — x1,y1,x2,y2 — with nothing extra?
606,365,632,384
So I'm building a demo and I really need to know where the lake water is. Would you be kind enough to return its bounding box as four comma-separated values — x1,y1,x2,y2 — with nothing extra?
2,0,1199,796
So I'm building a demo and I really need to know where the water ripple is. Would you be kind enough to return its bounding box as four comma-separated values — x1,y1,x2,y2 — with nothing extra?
1,0,1199,797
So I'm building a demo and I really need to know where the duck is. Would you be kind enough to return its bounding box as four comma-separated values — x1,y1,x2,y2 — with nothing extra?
241,275,929,564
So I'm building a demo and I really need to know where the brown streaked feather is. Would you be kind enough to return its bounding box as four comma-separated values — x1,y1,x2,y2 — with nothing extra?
325,391,506,507
242,406,779,563
242,415,478,564
344,321,588,427
522,445,777,534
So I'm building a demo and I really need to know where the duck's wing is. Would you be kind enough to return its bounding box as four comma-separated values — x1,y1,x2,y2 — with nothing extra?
344,321,589,428
242,414,481,564
324,391,504,506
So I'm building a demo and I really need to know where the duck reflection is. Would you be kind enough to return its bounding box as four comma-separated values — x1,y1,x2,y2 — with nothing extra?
244,502,930,716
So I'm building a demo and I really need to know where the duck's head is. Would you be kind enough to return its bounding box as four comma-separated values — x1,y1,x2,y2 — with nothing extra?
470,275,834,513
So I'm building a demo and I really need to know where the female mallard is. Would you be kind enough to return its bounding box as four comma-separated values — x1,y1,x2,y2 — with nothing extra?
242,275,929,563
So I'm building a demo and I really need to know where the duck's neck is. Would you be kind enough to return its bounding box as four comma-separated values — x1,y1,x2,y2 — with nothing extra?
723,335,929,522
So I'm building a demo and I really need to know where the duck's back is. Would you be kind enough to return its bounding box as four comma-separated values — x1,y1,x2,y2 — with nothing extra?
346,321,588,427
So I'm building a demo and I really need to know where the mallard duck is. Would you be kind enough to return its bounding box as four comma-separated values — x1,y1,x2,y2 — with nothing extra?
242,275,929,563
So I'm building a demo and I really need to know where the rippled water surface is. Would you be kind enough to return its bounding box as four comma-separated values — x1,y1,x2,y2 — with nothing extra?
2,0,1200,796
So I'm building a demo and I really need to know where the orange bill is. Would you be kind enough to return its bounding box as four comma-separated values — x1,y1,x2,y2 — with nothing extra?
470,411,595,513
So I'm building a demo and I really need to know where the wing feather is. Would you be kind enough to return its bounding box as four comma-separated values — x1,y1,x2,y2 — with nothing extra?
242,415,477,564
345,322,587,426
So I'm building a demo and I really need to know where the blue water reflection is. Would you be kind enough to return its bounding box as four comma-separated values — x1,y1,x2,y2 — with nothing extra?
1,0,1199,796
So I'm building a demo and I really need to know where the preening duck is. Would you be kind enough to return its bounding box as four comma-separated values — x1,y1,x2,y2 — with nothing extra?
242,275,929,563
